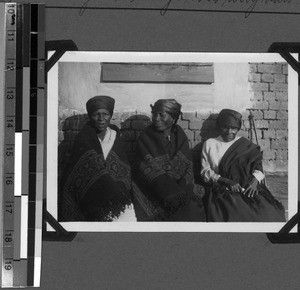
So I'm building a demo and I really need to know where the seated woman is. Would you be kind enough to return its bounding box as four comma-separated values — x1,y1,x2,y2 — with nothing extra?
134,99,205,221
59,95,136,222
201,109,285,222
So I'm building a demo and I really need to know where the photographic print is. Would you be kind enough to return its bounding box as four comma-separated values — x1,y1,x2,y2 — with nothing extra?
46,52,298,232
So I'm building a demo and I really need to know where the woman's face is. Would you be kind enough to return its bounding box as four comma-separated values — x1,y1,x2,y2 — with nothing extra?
152,109,174,133
219,125,239,142
89,108,112,132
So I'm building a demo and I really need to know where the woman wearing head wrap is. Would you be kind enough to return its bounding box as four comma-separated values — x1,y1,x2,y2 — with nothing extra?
134,99,206,221
201,109,285,222
59,95,136,222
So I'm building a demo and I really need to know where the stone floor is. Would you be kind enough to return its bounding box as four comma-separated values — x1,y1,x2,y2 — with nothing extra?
265,174,288,220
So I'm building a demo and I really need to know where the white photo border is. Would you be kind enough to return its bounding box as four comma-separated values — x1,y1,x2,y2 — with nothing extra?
46,51,298,232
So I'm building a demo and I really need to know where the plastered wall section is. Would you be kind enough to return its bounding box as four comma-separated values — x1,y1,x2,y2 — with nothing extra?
57,62,288,177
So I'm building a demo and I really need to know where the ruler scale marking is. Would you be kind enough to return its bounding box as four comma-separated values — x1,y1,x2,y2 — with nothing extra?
2,3,45,287
2,3,17,286
0,4,5,286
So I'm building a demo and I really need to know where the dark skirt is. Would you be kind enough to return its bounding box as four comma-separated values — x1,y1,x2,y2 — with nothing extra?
132,181,206,222
204,183,286,222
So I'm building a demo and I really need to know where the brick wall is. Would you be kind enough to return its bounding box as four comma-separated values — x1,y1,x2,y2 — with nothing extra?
247,63,288,172
58,62,288,177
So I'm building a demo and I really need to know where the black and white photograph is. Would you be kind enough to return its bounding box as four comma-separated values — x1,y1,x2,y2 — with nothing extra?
47,51,298,232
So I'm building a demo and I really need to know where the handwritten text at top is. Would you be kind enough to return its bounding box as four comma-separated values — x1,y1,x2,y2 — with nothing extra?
79,0,294,18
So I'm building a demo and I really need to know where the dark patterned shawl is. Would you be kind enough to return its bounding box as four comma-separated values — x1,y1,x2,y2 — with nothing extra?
136,124,204,219
219,137,263,188
58,122,132,221
205,137,285,222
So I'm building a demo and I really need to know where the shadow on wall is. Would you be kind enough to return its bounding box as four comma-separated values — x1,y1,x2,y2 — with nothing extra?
58,113,220,184
191,114,219,185
118,114,152,174
58,114,89,181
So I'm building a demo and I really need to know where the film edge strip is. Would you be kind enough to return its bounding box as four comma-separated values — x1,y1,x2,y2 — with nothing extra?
1,2,45,287
0,3,5,285
2,3,17,287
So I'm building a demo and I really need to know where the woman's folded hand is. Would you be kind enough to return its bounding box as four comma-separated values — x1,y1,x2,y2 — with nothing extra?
243,177,259,198
218,177,243,193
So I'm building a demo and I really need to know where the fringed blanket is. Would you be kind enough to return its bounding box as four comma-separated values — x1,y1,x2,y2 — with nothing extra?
135,124,205,221
204,137,285,222
58,122,132,221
